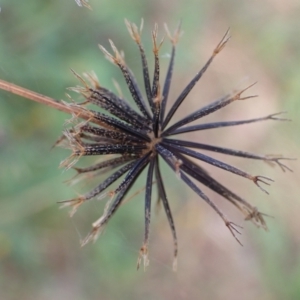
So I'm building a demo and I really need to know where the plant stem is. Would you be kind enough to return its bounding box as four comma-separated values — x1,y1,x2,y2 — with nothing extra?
0,79,102,126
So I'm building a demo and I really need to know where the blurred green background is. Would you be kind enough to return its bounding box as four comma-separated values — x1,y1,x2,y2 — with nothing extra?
0,0,299,299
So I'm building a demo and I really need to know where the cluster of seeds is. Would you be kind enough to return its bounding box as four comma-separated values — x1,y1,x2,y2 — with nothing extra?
58,20,292,269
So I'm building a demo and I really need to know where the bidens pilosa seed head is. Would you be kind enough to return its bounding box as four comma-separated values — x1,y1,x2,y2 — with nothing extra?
58,20,292,270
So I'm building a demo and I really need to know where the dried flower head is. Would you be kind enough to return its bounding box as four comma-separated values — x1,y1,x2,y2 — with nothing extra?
58,20,292,270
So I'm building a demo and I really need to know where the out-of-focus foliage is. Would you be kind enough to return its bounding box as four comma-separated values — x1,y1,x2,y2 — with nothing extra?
0,0,299,299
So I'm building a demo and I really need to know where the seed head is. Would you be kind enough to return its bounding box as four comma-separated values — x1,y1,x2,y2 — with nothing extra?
57,20,293,270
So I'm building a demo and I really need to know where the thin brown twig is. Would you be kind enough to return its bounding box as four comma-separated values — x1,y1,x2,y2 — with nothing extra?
0,79,102,126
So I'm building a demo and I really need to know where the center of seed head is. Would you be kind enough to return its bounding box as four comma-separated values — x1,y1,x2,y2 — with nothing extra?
146,131,162,153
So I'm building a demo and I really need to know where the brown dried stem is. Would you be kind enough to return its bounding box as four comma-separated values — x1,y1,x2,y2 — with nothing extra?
0,79,105,127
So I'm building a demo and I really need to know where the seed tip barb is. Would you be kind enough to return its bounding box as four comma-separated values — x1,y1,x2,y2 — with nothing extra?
267,111,291,121
213,27,231,55
253,176,274,194
225,220,243,246
265,155,295,172
164,20,182,45
137,244,149,271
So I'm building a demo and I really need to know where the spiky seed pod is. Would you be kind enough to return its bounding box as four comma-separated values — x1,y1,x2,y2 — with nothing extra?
58,20,292,270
